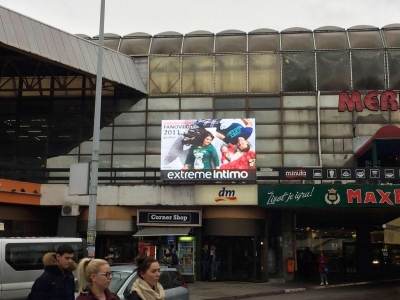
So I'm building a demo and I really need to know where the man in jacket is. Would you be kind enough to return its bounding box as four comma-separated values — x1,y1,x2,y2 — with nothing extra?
28,244,76,300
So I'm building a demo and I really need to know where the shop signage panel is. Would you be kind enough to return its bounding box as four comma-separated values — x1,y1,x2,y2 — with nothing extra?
160,119,256,183
257,167,400,181
258,184,400,208
194,185,257,205
137,209,202,226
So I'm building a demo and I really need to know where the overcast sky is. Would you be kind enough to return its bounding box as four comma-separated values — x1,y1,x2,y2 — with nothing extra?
0,0,398,36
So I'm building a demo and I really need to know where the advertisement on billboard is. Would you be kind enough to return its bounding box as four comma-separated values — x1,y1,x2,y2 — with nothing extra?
161,119,256,182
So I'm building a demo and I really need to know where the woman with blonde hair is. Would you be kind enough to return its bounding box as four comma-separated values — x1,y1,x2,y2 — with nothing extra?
76,258,119,300
127,255,165,300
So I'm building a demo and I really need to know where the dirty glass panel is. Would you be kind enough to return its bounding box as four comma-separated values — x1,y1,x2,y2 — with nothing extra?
119,38,151,55
215,35,246,52
249,54,280,92
352,50,384,90
248,34,279,52
317,51,350,91
149,56,180,94
215,55,246,93
182,56,213,93
182,36,214,54
315,31,348,49
348,31,383,48
282,53,315,91
388,50,400,89
281,32,314,50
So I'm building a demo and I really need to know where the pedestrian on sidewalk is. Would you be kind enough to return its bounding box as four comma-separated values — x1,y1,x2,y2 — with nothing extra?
127,255,165,300
318,252,329,286
27,244,76,300
76,258,119,300
209,245,219,281
201,244,210,280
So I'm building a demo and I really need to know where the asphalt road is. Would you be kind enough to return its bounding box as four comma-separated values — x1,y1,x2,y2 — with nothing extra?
248,281,400,300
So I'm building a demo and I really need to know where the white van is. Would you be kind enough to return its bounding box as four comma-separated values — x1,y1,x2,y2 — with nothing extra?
0,237,84,300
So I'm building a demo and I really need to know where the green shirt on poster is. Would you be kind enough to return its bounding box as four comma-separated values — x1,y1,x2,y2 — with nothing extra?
185,144,219,170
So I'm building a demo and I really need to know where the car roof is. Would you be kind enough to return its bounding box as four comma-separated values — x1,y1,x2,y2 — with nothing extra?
110,264,176,272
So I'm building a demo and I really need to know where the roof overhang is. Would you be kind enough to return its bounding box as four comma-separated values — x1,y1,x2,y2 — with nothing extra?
0,5,146,95
355,125,400,157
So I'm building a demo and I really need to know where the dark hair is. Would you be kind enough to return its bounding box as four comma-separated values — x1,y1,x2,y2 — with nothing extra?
135,255,158,277
56,244,74,255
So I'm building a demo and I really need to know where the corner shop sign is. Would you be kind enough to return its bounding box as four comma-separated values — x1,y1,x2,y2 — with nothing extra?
258,185,400,208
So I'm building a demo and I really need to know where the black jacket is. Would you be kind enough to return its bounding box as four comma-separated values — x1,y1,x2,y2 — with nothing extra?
126,291,142,300
27,252,75,300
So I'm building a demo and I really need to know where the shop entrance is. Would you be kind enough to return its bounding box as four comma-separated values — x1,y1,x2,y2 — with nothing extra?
202,236,262,281
295,208,400,282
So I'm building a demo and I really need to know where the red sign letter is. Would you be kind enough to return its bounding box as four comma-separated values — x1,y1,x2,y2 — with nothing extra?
364,91,380,111
377,189,393,206
347,189,362,204
364,192,377,204
338,91,364,112
395,189,400,205
380,90,399,111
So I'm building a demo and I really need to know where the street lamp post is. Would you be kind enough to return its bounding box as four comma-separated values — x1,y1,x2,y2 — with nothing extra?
87,0,105,258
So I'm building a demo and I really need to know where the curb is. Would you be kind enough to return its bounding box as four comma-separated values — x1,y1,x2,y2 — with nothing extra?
200,278,400,300
203,287,306,300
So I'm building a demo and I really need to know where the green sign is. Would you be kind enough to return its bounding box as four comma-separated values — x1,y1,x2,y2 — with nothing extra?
258,184,400,208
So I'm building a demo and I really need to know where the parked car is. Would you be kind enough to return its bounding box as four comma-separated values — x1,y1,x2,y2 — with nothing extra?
0,237,84,300
110,264,189,300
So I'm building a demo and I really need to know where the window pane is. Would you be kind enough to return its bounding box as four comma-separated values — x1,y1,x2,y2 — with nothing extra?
148,112,179,125
114,127,145,139
114,113,146,125
150,37,182,54
388,50,400,89
215,111,246,118
214,98,245,109
249,54,280,92
352,50,384,90
215,55,246,93
146,140,161,154
284,154,318,166
317,51,350,91
116,98,146,112
383,30,400,48
146,155,160,168
119,38,151,55
315,31,348,49
181,97,213,110
283,110,316,123
113,141,145,154
149,57,180,94
257,153,282,167
215,35,246,52
248,34,279,52
183,36,214,54
282,53,315,91
182,56,213,93
148,98,179,110
113,155,144,167
348,31,383,48
80,141,112,154
79,155,111,168
248,97,281,109
248,110,281,124
180,111,213,119
281,33,314,50
147,126,161,139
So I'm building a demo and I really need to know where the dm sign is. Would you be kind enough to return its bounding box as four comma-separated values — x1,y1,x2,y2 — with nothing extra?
258,184,400,208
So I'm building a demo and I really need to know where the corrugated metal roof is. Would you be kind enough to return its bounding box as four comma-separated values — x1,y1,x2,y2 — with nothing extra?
0,5,146,94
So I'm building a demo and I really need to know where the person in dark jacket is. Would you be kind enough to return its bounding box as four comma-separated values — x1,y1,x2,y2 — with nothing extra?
28,244,76,300
76,257,119,300
127,255,165,300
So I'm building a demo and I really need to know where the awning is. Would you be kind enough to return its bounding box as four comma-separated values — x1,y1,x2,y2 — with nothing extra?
133,227,191,237
0,5,146,94
355,125,400,157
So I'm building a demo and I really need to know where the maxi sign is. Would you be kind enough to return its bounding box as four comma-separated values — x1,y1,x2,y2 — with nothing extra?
338,90,399,112
258,184,400,208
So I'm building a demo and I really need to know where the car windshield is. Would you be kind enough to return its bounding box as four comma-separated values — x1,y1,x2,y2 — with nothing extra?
109,271,131,294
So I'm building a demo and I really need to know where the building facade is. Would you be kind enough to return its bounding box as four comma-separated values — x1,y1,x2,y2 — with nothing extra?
1,5,400,281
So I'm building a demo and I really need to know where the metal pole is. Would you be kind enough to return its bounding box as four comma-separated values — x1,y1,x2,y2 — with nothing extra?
87,0,105,258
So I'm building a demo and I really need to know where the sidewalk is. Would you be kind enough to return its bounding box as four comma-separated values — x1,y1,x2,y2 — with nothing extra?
188,278,400,300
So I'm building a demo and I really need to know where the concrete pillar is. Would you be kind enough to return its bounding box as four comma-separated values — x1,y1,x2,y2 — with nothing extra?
281,211,296,282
